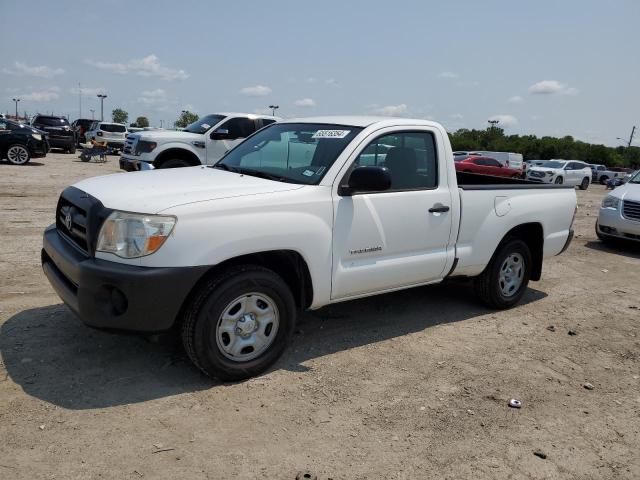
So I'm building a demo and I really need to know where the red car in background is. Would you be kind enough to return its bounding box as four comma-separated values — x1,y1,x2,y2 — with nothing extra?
455,156,522,178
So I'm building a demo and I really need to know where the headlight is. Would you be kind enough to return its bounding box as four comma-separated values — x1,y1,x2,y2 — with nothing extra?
545,171,554,175
96,211,176,258
136,140,157,155
601,196,620,209
32,133,42,141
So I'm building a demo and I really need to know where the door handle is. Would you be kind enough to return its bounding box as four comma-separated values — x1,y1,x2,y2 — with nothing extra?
429,204,450,213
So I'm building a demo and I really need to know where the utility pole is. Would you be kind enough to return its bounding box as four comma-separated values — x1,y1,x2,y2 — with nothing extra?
90,109,95,120
160,119,164,128
78,82,82,119
269,105,279,116
627,126,636,148
97,93,107,121
12,98,20,120
488,119,499,129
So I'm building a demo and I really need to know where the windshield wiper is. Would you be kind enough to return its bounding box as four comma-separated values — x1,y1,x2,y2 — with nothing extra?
235,167,297,183
211,163,239,173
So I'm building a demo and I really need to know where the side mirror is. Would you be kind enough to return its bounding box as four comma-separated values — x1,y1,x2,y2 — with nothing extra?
339,166,391,196
210,128,230,140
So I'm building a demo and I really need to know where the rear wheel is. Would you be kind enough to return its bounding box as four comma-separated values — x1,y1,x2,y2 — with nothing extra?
6,144,30,165
67,144,76,154
181,265,296,381
579,177,590,190
474,238,532,309
554,176,564,184
599,176,609,185
158,158,191,168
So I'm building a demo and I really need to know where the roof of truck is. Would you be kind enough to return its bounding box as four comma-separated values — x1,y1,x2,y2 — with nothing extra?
280,115,442,128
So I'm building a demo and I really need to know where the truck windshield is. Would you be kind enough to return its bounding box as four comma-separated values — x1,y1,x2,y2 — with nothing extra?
629,170,640,184
215,123,363,185
184,114,226,134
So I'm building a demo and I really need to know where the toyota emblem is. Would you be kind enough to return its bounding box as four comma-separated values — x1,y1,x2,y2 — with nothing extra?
64,211,73,230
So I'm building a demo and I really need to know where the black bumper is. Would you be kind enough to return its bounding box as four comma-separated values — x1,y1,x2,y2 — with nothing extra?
48,136,75,149
119,157,144,171
42,225,207,332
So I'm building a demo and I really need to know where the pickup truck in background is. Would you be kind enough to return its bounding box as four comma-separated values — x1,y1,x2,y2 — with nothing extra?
119,113,278,171
590,164,632,185
42,117,577,380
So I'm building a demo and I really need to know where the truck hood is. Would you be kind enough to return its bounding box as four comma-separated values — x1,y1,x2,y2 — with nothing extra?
608,182,640,201
72,167,304,213
131,130,204,142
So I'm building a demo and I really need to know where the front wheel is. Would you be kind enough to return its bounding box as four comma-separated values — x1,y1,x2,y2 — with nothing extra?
554,176,564,184
67,144,76,154
181,265,296,381
599,176,609,185
474,238,532,309
6,144,31,165
579,177,590,190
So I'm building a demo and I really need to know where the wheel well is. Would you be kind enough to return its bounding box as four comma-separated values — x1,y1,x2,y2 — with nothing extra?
154,148,200,168
181,250,313,315
501,223,544,281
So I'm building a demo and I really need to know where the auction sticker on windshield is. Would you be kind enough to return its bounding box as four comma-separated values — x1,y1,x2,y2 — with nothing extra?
312,130,351,139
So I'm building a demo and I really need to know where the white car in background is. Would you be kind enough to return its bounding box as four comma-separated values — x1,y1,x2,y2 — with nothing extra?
85,122,128,152
526,159,592,190
597,170,640,242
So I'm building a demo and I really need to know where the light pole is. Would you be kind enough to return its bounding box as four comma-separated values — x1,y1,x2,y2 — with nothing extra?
89,109,95,120
12,98,20,120
97,94,107,121
617,126,636,148
269,105,279,116
488,119,499,129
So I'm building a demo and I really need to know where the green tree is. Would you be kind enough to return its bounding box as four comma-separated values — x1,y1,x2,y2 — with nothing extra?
112,108,128,124
135,116,150,128
174,111,199,129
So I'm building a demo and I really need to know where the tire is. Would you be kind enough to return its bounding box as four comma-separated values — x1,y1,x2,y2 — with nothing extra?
6,144,30,165
474,238,532,309
68,144,76,154
579,177,590,190
554,176,563,184
158,158,191,169
599,176,609,185
181,265,296,381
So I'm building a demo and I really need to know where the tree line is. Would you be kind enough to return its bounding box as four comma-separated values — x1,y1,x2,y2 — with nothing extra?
449,127,639,168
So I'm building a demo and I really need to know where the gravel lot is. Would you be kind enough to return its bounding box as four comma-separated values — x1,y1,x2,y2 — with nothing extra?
1,151,639,479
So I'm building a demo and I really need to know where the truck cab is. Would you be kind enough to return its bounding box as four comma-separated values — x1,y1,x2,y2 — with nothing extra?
119,113,278,171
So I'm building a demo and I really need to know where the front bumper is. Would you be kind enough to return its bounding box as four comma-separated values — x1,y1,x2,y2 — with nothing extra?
48,135,75,149
597,207,640,242
42,225,207,332
28,138,49,158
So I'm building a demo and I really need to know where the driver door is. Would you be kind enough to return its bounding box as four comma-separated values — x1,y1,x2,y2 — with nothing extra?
205,117,257,165
331,129,454,300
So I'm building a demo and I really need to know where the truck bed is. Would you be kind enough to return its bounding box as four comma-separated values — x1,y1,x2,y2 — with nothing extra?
456,171,572,189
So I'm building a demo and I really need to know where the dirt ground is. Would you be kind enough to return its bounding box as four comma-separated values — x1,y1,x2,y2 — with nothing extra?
1,151,639,480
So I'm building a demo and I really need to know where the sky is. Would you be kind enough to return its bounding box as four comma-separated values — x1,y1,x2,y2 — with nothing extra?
1,0,638,146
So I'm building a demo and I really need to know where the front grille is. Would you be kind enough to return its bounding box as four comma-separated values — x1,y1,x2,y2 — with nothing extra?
622,199,640,221
529,171,544,178
57,199,89,253
123,137,136,155
55,187,110,256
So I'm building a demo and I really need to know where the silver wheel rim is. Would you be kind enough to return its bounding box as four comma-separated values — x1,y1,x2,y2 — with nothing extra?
215,292,279,362
7,145,29,164
499,253,525,297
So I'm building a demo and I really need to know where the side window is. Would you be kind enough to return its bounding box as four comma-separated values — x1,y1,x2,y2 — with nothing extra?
486,159,501,167
259,119,276,128
473,158,486,166
219,117,257,140
353,131,438,190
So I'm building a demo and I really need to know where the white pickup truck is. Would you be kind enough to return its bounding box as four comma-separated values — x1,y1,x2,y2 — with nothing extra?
42,117,577,380
119,113,278,171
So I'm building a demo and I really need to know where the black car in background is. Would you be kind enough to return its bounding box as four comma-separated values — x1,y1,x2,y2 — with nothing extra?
71,118,94,146
0,118,49,164
31,115,76,153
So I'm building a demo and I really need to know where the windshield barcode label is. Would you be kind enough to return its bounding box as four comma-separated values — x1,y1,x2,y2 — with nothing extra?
312,130,350,139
